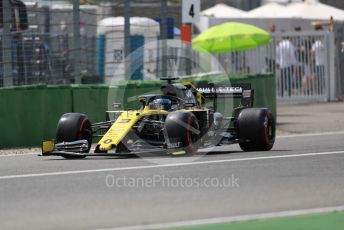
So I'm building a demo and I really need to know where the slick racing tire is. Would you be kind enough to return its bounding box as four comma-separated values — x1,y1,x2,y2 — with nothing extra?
165,112,200,155
56,113,92,158
238,108,275,151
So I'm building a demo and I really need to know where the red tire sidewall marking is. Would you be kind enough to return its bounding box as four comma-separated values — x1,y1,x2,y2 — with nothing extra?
79,117,89,139
185,115,193,152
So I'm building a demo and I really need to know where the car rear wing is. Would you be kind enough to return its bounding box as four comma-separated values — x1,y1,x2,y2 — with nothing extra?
196,83,254,107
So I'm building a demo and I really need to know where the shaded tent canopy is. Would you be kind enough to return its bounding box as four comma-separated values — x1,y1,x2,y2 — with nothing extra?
262,0,303,4
245,0,344,21
284,0,344,21
244,3,287,18
201,3,245,18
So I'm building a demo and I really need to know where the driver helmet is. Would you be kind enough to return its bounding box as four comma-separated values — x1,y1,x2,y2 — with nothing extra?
150,98,172,110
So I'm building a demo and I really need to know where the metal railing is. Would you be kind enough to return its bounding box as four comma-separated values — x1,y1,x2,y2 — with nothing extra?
215,31,335,102
273,31,334,102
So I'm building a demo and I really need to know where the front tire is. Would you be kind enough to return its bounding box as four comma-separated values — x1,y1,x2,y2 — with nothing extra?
238,108,275,151
56,113,92,158
165,112,200,155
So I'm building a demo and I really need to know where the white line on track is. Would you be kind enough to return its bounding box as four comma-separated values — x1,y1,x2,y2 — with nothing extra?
1,150,344,180
277,130,344,139
0,153,37,157
103,205,344,230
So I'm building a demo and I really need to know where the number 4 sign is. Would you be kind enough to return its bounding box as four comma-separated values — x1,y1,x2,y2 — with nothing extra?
182,0,200,24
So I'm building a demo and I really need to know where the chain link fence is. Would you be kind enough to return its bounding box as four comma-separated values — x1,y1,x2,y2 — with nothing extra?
0,0,190,86
1,1,101,86
0,1,341,102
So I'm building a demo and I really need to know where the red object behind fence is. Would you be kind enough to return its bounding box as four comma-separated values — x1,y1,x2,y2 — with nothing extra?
181,25,192,43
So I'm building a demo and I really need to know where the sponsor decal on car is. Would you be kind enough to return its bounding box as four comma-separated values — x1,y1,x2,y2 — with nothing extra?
196,86,243,98
168,142,182,148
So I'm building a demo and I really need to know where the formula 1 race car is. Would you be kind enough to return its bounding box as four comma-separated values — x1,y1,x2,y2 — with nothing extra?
41,78,275,158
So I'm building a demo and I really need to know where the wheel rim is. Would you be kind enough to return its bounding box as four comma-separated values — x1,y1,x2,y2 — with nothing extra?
185,116,199,153
264,112,275,145
79,118,92,150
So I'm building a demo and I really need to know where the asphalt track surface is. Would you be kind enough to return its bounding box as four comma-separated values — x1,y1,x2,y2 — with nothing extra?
1,132,344,230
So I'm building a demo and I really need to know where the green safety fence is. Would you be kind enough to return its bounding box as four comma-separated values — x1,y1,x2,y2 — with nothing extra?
0,85,73,148
71,84,110,124
0,74,275,148
232,74,276,117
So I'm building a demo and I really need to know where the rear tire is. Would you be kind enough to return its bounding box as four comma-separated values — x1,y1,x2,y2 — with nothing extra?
56,113,92,158
238,108,275,151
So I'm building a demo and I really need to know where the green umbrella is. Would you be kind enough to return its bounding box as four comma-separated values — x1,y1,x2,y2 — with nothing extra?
192,22,271,53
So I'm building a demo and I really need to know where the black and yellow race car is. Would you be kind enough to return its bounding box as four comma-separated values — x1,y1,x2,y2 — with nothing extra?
41,78,275,158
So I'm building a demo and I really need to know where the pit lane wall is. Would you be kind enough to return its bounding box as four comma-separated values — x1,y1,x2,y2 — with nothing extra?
0,74,275,148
